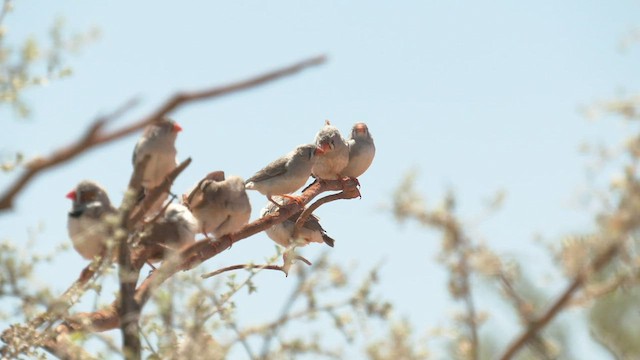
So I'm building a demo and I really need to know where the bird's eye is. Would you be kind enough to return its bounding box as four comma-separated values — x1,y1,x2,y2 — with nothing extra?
330,139,335,146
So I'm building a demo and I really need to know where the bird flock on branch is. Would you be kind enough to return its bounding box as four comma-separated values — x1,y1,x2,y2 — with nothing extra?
65,120,375,271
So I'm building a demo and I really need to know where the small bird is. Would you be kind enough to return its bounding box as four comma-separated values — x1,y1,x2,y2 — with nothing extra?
245,144,324,206
66,180,117,260
184,171,252,239
260,196,335,249
341,122,375,178
137,203,197,263
311,120,349,180
132,118,182,215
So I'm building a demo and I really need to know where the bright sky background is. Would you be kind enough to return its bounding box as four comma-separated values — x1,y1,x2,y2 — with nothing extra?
2,1,640,358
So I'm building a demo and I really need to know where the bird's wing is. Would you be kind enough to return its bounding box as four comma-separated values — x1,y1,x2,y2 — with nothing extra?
246,156,288,183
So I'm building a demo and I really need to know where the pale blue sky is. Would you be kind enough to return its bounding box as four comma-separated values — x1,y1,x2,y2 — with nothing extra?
2,1,639,358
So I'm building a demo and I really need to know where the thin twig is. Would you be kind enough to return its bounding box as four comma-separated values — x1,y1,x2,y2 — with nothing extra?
459,246,479,360
202,264,287,279
292,186,361,238
260,264,310,358
210,294,258,360
0,55,326,212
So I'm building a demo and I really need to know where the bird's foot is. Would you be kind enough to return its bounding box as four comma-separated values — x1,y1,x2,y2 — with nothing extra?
281,194,304,206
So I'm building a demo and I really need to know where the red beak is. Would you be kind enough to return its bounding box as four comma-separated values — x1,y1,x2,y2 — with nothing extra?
314,146,325,156
66,190,77,200
320,142,331,152
173,123,183,132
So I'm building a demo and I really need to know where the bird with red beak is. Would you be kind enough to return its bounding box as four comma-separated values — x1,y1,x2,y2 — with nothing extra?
311,120,349,180
342,122,375,179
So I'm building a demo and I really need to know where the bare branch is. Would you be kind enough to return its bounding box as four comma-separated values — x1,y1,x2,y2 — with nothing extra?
292,185,361,238
499,242,621,360
0,55,327,212
117,156,151,360
201,254,313,279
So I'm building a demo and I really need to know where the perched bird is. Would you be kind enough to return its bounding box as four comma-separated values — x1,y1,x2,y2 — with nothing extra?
132,118,182,214
260,196,335,249
245,144,324,206
311,120,349,180
66,180,116,260
341,122,376,178
138,203,197,263
184,171,252,239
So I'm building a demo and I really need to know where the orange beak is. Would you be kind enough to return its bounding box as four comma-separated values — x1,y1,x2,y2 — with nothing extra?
314,146,325,155
66,190,77,201
320,142,331,152
173,123,183,132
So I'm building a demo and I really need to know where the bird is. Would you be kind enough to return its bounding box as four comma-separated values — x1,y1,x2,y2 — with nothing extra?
311,120,349,180
184,171,252,239
66,180,117,260
137,203,197,263
245,144,324,206
341,122,375,179
260,196,335,249
132,118,182,215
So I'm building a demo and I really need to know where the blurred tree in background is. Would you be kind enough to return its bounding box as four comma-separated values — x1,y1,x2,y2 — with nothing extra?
2,2,640,359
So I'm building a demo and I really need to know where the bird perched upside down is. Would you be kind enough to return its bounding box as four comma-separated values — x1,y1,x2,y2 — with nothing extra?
245,144,324,207
184,171,251,239
66,180,116,260
260,196,335,249
261,196,335,274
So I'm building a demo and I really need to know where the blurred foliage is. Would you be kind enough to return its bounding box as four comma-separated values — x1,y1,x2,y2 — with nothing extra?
0,0,99,118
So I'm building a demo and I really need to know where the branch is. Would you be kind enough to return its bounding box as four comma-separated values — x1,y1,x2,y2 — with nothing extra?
201,264,287,278
499,242,621,360
292,185,361,238
116,156,152,360
201,254,313,279
55,178,359,334
0,98,138,211
0,55,327,212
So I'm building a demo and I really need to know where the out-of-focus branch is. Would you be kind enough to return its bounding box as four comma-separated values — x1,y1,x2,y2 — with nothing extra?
0,55,327,212
0,98,138,211
499,243,621,360
56,178,359,334
116,156,151,360
498,272,553,360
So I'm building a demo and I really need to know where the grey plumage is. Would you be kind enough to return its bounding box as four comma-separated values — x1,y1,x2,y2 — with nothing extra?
66,180,116,260
311,120,349,180
132,118,182,215
260,197,335,248
341,122,375,178
185,171,251,239
138,203,197,263
245,144,323,202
